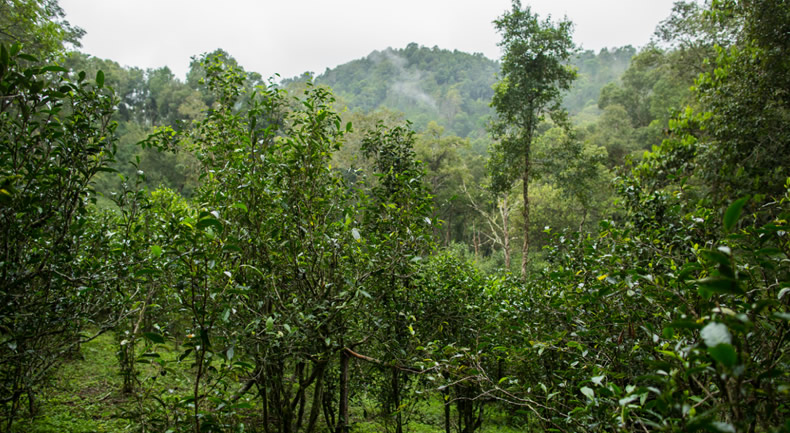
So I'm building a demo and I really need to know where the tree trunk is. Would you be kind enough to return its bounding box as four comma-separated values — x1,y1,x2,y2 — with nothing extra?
443,388,451,433
27,387,37,418
472,226,479,260
336,350,350,433
501,195,511,270
392,368,403,433
257,380,271,433
520,143,531,277
193,348,206,433
306,364,325,433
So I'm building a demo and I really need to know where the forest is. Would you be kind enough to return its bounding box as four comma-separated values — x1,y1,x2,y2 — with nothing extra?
0,0,788,432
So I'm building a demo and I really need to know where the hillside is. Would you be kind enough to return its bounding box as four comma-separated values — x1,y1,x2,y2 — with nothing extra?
315,43,498,138
301,43,635,138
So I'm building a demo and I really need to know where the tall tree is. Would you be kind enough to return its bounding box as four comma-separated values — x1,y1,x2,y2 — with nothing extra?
489,0,576,276
0,0,83,57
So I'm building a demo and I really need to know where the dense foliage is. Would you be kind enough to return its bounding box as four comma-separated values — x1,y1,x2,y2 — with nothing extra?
0,0,788,432
0,43,117,429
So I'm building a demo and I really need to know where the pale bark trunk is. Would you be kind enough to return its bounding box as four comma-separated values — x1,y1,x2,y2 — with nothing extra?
501,195,511,270
521,144,530,277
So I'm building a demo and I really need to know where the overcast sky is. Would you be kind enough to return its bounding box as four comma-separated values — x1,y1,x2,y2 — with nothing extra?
59,0,679,81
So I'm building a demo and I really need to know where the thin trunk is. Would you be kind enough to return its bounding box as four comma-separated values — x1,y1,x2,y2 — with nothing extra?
463,398,473,433
193,349,205,433
257,381,271,433
578,206,588,233
281,360,294,433
443,388,451,433
306,364,325,433
475,401,484,431
501,195,511,269
336,351,350,433
27,387,36,418
121,291,153,394
5,390,18,433
472,226,479,260
520,141,531,277
392,368,403,433
294,363,307,432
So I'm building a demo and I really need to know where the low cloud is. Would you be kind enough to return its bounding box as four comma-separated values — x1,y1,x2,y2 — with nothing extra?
370,48,437,110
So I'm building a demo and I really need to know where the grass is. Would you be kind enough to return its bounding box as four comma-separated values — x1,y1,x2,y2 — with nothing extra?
11,331,133,432
9,332,528,432
350,396,526,433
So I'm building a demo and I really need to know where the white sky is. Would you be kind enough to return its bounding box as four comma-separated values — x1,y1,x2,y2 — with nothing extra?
59,0,679,81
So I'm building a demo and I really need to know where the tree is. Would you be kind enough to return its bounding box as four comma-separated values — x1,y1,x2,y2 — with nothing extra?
631,0,790,207
597,46,693,148
0,0,84,57
692,0,790,202
359,122,434,433
653,0,738,75
0,44,116,429
414,122,470,245
489,0,576,276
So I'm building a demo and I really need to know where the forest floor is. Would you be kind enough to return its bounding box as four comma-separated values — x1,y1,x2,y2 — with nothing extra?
10,331,131,432
10,331,524,433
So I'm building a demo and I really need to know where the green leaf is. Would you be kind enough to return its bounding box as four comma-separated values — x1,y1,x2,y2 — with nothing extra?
723,196,749,232
41,65,68,73
756,247,784,257
701,249,730,266
580,386,595,401
178,348,193,361
143,332,165,344
222,244,242,253
200,329,211,349
666,319,703,330
135,268,161,277
150,245,163,257
694,276,741,297
196,216,223,233
241,264,265,278
96,70,105,88
708,343,737,368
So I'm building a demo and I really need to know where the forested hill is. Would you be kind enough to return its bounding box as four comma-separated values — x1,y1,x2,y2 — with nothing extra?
287,43,635,138
315,44,498,138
